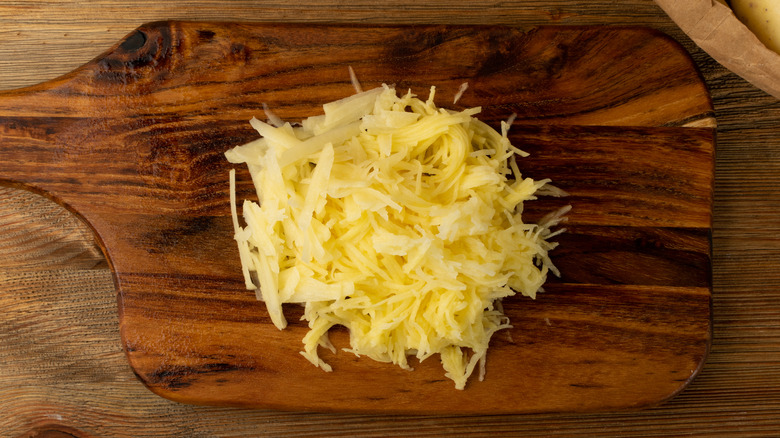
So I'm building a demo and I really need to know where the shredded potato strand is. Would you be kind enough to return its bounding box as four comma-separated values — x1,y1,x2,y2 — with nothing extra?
226,84,566,389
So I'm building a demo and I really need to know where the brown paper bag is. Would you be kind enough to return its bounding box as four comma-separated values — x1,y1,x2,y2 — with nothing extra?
655,0,780,99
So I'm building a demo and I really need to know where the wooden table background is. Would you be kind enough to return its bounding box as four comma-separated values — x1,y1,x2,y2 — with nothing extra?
1,1,778,436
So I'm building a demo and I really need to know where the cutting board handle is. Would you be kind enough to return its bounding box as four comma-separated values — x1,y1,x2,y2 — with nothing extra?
0,22,176,199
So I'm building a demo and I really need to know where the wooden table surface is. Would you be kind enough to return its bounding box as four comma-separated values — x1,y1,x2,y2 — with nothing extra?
0,1,778,437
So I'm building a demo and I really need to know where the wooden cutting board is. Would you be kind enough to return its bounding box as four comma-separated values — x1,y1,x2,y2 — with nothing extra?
0,21,713,414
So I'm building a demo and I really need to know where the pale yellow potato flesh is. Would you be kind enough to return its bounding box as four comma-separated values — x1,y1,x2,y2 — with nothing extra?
731,0,780,53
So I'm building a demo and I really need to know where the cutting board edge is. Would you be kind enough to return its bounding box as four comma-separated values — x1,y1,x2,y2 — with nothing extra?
126,346,713,416
0,20,708,97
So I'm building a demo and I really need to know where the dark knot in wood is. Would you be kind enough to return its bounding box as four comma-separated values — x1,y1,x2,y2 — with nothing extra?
119,29,147,53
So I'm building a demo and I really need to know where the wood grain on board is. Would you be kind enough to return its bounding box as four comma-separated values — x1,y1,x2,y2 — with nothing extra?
0,21,713,414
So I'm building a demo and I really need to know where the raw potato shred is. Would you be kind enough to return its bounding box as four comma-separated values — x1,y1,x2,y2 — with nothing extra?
226,84,567,389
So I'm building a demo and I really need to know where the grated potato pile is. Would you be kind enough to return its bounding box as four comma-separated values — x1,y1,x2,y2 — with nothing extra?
226,84,567,389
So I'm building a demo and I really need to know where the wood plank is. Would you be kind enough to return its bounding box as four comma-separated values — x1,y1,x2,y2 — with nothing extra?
3,0,780,435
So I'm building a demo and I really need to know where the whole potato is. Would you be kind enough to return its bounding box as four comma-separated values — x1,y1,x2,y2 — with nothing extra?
731,0,780,54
